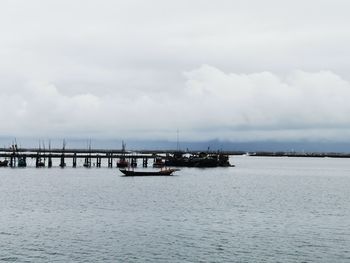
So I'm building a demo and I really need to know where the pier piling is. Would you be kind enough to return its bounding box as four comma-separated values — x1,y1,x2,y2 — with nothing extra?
131,158,137,167
72,153,77,168
96,156,101,167
107,153,113,168
84,157,91,168
48,154,52,168
10,155,14,167
60,154,65,168
143,158,148,167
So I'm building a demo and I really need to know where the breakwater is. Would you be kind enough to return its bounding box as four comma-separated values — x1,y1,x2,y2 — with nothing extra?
250,151,350,158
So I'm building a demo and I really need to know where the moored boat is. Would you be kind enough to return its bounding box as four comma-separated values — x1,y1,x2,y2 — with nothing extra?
0,160,8,167
120,168,179,176
165,152,232,167
153,157,165,168
17,157,26,167
117,158,129,168
117,141,129,168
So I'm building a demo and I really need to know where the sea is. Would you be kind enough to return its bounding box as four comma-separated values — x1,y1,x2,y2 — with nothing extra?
0,156,350,262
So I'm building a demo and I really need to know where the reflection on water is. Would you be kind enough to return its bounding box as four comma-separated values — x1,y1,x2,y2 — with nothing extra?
0,156,350,262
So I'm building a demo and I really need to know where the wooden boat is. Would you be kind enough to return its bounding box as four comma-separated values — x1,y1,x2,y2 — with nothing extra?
0,160,8,167
117,159,129,168
17,157,26,167
117,141,129,168
165,152,232,167
153,157,165,168
36,161,45,167
120,168,178,176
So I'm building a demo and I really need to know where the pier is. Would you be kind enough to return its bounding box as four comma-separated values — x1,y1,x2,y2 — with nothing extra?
0,147,158,168
2,145,349,168
0,147,237,168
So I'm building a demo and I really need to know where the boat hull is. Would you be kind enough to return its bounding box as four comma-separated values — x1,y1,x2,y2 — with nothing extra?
0,160,8,167
119,169,176,176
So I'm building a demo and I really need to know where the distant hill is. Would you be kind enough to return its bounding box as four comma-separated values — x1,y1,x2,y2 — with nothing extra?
1,137,349,153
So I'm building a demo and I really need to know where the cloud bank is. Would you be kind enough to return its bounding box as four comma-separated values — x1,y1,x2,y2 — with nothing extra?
1,0,350,141
1,65,350,141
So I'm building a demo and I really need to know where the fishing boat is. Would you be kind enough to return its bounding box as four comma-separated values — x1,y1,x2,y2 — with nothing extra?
117,141,129,168
117,158,129,168
83,140,92,168
153,157,165,168
119,168,179,176
17,157,26,167
165,152,232,167
0,160,8,167
36,158,45,167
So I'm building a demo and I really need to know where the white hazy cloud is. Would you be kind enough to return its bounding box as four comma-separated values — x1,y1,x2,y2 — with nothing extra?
2,65,350,141
1,0,350,141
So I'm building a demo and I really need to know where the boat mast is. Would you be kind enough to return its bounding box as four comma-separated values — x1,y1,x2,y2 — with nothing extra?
176,129,180,152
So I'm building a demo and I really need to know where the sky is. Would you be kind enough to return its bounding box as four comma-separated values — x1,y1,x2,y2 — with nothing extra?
1,0,350,143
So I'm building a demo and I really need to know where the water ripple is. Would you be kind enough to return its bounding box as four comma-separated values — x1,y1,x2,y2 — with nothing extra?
0,157,350,262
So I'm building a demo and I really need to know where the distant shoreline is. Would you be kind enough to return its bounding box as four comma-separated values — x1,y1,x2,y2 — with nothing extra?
2,147,350,159
244,152,350,158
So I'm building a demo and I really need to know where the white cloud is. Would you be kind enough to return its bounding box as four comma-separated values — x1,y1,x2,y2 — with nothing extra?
0,1,350,141
183,65,350,139
1,64,350,141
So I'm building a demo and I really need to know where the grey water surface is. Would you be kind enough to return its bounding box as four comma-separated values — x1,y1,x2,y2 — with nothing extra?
1,156,350,262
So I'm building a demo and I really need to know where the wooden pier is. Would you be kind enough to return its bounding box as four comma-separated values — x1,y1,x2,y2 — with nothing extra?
3,145,350,168
0,147,156,168
0,147,239,168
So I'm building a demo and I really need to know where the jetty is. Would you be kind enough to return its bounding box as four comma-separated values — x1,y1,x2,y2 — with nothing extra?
0,146,236,168
2,144,349,168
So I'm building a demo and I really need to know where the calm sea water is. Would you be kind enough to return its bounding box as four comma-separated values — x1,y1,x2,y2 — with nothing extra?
1,156,350,262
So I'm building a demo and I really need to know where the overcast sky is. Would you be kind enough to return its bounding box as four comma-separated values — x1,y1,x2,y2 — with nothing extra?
1,0,350,142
